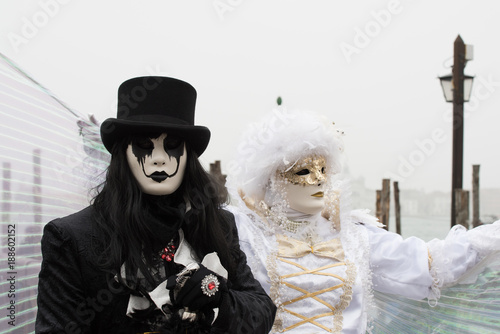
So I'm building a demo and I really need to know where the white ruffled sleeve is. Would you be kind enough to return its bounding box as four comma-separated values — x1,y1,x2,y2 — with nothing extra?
426,221,500,301
364,224,434,300
366,221,500,303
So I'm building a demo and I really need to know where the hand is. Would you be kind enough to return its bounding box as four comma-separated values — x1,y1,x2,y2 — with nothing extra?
167,264,227,311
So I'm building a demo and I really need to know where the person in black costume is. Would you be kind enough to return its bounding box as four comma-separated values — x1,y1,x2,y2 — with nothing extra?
35,76,276,333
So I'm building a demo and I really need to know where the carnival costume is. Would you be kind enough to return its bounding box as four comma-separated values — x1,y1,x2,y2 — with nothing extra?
34,77,276,333
225,108,500,333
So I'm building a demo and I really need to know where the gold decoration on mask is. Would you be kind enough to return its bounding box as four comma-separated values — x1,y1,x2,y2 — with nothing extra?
280,156,327,186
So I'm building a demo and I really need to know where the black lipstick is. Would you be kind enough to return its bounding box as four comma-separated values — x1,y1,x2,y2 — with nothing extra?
150,171,168,183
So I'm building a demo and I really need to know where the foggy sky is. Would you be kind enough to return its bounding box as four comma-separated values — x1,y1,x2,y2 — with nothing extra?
1,0,499,193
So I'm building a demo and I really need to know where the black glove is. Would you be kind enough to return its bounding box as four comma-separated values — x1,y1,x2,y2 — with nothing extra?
167,264,227,311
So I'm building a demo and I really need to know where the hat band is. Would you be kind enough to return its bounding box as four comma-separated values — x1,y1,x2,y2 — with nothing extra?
124,114,190,126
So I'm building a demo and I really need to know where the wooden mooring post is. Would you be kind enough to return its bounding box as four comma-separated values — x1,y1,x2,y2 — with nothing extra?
393,181,401,235
209,160,226,184
376,190,381,222
472,165,481,228
376,179,401,234
455,189,469,229
380,179,391,230
209,160,228,201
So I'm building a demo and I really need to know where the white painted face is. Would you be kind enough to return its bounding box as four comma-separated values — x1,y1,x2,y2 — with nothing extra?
281,156,326,215
126,133,187,195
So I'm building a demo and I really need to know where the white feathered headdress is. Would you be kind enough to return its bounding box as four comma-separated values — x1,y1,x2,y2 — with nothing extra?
227,108,345,203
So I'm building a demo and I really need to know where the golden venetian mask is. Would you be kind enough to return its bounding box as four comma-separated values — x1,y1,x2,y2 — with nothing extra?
280,156,326,186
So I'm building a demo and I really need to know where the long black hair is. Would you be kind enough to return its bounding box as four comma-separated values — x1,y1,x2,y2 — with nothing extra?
91,135,234,286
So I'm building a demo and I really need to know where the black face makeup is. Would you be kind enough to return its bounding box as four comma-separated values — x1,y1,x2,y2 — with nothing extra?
130,134,185,183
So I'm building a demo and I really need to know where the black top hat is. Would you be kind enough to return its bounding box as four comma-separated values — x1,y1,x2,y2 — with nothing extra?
100,76,211,156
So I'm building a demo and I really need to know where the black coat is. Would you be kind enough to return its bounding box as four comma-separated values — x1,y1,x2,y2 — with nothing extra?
35,206,276,333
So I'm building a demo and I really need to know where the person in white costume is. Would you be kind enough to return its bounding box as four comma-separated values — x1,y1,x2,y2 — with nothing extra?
225,108,500,334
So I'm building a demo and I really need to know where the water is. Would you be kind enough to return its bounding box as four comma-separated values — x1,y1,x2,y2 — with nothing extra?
386,216,452,242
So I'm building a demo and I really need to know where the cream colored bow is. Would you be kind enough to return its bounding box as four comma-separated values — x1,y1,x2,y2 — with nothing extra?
277,235,345,261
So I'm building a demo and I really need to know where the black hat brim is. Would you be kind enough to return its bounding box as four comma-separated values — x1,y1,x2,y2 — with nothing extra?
100,118,211,156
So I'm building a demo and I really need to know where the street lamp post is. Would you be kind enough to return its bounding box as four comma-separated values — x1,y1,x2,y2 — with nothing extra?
439,35,474,227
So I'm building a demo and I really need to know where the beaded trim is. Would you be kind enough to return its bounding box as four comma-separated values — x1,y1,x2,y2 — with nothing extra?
331,260,356,333
281,220,311,234
159,238,177,262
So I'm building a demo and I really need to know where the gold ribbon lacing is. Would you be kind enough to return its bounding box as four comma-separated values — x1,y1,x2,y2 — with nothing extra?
274,235,355,333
